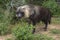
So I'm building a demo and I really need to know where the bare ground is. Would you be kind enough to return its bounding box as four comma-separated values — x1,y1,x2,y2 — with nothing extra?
0,24,60,40
35,24,60,40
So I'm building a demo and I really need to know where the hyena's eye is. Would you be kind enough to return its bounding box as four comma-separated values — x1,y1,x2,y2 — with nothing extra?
21,12,24,16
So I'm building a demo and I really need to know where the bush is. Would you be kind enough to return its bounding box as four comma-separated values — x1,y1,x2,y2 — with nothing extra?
12,22,54,40
26,0,43,5
0,23,10,35
42,0,60,17
12,22,33,40
0,12,4,22
0,9,12,35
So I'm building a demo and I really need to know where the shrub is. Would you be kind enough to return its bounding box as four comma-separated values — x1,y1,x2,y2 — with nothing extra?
0,9,12,35
12,22,33,40
12,22,54,40
42,0,60,17
0,12,4,22
0,23,10,35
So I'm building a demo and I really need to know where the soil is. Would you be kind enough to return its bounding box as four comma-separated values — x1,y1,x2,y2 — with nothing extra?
0,24,60,40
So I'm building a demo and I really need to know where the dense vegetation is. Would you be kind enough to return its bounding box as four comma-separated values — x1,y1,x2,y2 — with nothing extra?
0,0,60,40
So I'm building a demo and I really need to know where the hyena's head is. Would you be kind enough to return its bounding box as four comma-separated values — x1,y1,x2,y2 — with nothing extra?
16,5,29,18
16,6,25,19
16,5,34,19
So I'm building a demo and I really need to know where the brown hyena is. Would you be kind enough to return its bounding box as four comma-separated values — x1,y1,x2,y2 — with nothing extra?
16,4,52,33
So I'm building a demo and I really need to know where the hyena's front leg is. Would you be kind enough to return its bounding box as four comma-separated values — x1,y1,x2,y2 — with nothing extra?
32,20,36,34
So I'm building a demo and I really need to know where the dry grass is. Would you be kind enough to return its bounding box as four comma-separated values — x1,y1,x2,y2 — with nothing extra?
0,17,60,40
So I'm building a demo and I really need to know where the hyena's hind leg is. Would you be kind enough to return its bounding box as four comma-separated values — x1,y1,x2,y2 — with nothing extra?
42,19,49,31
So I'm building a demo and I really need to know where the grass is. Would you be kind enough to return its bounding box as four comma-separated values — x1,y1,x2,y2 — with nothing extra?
0,8,60,40
0,9,12,35
6,38,12,40
6,37,15,40
32,34,54,40
50,29,60,34
12,22,54,40
52,17,60,24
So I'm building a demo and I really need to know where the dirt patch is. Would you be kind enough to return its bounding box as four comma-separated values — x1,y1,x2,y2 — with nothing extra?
0,24,60,40
35,24,60,40
0,34,12,40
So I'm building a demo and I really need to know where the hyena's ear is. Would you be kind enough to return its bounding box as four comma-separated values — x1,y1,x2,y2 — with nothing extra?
12,6,17,10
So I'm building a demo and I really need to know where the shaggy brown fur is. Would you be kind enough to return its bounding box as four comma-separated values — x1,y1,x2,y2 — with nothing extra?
16,4,52,33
